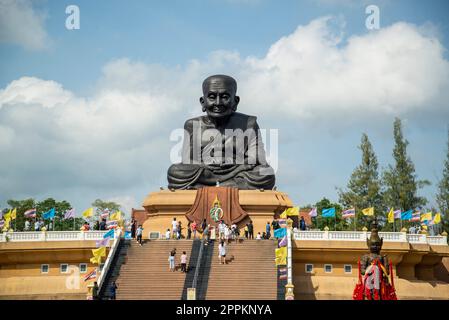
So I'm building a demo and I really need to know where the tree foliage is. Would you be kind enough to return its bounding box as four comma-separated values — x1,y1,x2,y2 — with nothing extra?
338,133,384,230
436,128,449,235
382,118,430,214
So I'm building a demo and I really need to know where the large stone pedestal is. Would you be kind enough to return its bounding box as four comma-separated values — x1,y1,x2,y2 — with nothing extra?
138,187,293,238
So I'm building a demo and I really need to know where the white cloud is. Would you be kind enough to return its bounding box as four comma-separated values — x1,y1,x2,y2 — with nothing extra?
0,16,448,210
0,0,50,50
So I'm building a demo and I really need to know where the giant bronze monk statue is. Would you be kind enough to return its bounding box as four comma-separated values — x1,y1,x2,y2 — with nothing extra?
167,75,275,190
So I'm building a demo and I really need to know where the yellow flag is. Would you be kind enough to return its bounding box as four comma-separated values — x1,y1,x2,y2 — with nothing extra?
421,212,432,222
433,213,441,224
110,210,122,221
279,210,287,219
82,208,94,218
362,207,374,216
421,225,428,230
286,207,299,216
92,247,106,258
90,256,102,265
275,247,287,266
10,208,17,220
2,218,10,231
388,208,394,223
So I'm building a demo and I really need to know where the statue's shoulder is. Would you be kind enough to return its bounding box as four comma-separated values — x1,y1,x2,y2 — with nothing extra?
232,112,258,128
183,115,206,130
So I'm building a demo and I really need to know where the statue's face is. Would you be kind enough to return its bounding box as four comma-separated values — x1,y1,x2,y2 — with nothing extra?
200,77,239,119
369,240,382,254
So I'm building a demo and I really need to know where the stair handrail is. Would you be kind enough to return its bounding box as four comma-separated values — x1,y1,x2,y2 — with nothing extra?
97,228,122,292
192,237,205,290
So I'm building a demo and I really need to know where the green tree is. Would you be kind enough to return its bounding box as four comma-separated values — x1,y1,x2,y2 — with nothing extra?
36,198,73,231
436,128,449,235
311,198,344,231
6,198,36,231
338,133,384,230
382,118,430,231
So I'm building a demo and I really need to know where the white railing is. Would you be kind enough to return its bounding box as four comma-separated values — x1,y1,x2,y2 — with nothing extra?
97,229,121,291
293,230,447,246
406,234,427,244
0,231,110,242
427,236,448,246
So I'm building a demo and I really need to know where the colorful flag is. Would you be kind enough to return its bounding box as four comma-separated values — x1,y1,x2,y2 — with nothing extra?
109,210,122,221
279,267,287,280
64,208,75,219
322,208,335,218
286,207,299,216
106,220,118,229
24,208,37,218
90,256,102,265
274,228,287,238
84,269,97,281
278,235,287,247
308,207,317,217
10,208,17,220
124,231,132,239
43,208,55,219
362,207,374,216
0,220,4,228
411,211,421,222
278,219,287,228
433,213,441,225
401,210,412,221
82,208,94,219
420,212,432,222
275,247,287,266
103,229,115,239
342,208,355,219
279,210,287,219
394,209,402,219
100,212,109,219
96,238,110,248
388,208,395,223
92,247,106,258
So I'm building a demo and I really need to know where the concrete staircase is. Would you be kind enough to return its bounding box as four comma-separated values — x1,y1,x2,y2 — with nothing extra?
205,239,278,300
115,239,195,300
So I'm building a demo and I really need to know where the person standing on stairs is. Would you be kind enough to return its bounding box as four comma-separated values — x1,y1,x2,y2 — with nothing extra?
191,221,197,239
244,224,249,239
219,240,227,264
248,221,254,240
136,225,143,246
180,251,188,273
131,219,137,239
172,218,178,239
187,221,192,239
169,248,176,272
203,224,210,246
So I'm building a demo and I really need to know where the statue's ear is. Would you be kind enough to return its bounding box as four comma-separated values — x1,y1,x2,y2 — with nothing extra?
200,97,206,112
233,96,240,111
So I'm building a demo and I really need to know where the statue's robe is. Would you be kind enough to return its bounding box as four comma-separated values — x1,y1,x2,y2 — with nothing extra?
168,112,275,190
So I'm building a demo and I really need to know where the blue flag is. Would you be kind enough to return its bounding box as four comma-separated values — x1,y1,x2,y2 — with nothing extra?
103,229,115,239
401,209,412,220
43,208,55,219
322,207,336,218
274,228,287,238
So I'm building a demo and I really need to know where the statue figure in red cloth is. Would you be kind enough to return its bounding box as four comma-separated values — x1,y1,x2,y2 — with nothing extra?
353,218,397,300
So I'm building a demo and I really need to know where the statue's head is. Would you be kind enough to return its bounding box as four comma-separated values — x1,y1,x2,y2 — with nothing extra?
367,218,383,254
200,75,240,119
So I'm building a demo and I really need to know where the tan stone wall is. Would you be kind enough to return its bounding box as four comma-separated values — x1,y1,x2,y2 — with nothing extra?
0,242,107,299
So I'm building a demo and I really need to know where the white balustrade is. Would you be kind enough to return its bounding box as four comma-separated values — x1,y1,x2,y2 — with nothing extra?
426,236,448,246
0,231,110,242
97,229,121,291
293,230,447,246
406,234,427,244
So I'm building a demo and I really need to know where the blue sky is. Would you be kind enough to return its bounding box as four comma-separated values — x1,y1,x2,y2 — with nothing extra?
1,0,449,216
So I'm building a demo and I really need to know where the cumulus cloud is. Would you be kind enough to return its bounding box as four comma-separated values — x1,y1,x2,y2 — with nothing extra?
0,0,50,50
1,16,448,210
